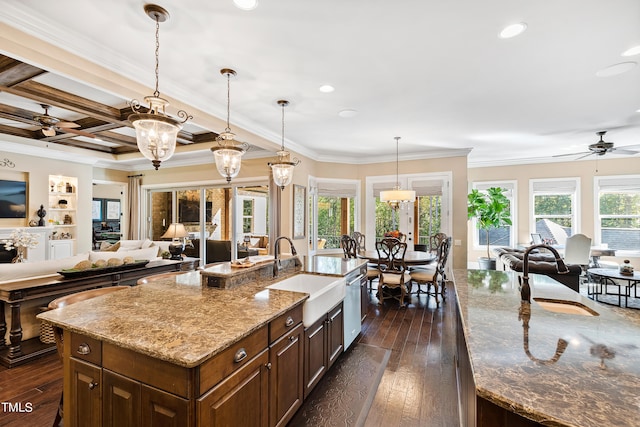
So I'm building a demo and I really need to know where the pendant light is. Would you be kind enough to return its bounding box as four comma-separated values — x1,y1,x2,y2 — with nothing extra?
128,4,191,170
268,100,300,190
380,136,416,210
211,68,248,182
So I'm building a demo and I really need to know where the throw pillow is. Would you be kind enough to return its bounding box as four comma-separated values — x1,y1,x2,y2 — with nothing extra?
100,241,121,252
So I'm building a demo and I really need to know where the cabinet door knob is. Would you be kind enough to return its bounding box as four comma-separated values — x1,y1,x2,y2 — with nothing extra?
285,316,294,327
77,343,91,355
265,362,272,370
234,348,248,363
289,336,296,342
88,381,98,390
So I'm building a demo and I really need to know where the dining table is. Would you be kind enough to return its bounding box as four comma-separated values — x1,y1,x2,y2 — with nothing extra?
357,250,436,266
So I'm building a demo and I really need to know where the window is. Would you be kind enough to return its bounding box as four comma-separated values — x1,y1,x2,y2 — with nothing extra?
471,181,516,249
596,176,640,250
242,199,253,233
530,178,579,244
411,179,445,246
309,178,359,251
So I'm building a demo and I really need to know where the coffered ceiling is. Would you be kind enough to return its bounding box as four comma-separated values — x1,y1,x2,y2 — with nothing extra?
0,0,638,171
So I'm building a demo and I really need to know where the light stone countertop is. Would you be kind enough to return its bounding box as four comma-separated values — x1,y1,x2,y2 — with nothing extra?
38,270,308,368
454,268,640,427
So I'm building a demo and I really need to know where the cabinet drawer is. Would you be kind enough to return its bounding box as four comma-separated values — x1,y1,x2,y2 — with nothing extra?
269,304,303,343
199,324,268,395
70,333,102,365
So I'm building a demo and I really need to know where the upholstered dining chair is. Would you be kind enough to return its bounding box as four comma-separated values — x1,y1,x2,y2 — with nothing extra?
47,285,130,427
342,234,380,289
351,231,366,252
429,232,447,253
410,237,451,306
375,237,411,307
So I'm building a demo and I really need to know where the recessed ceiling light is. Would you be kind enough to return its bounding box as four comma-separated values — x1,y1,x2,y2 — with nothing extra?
499,23,527,39
233,0,258,11
622,45,640,57
338,109,358,118
319,85,335,93
595,62,637,77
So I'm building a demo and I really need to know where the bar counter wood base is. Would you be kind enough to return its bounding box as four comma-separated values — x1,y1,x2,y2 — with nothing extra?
0,258,197,368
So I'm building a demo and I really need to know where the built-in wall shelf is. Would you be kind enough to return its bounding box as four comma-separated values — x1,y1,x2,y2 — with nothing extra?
48,175,77,257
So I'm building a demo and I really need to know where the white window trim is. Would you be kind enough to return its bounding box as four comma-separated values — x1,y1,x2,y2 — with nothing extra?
470,180,517,250
594,174,640,248
529,177,580,237
308,176,361,254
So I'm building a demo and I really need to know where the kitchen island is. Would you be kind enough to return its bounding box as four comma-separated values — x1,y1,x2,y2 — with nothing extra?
38,255,367,427
454,268,640,427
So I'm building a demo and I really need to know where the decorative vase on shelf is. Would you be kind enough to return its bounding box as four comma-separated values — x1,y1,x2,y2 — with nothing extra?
12,247,25,263
619,260,634,276
37,204,46,226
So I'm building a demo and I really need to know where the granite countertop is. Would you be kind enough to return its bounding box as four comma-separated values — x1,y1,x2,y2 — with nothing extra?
454,268,640,427
38,270,307,368
303,255,367,276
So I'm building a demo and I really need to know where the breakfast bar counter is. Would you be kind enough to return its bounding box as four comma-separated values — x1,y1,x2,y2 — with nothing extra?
454,268,640,427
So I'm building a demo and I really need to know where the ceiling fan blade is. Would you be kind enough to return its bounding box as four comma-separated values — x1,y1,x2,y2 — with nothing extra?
553,151,590,158
41,127,56,137
62,127,96,138
575,152,596,160
611,149,640,155
615,143,640,150
55,121,80,129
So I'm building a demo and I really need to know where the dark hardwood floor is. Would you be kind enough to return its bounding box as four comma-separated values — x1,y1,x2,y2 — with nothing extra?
362,282,459,426
0,282,459,427
0,350,62,427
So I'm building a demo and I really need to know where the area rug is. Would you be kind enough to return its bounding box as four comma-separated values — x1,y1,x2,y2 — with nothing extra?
288,343,391,427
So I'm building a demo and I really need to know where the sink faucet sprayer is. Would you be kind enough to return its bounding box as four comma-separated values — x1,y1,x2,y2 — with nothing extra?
273,236,299,277
519,244,570,303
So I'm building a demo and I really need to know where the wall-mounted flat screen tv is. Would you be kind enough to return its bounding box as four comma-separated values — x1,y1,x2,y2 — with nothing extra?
0,180,27,218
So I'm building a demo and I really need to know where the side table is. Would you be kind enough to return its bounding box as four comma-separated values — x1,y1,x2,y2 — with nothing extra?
587,268,640,309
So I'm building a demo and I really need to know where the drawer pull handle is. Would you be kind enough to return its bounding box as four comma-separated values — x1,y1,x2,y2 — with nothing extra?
234,348,248,363
88,381,98,390
285,316,294,327
77,343,91,355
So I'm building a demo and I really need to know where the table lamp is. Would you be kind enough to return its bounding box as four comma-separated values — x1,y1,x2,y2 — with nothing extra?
161,223,189,260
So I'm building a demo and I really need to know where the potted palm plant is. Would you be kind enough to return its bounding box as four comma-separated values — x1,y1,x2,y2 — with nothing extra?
467,187,512,270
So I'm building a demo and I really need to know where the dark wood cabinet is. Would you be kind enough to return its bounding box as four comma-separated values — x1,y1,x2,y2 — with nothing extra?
269,322,304,427
69,358,102,427
327,303,344,370
141,383,190,427
198,349,269,427
103,370,140,427
303,302,344,398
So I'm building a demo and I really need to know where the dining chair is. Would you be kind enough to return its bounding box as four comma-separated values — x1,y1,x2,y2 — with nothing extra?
351,231,366,251
409,237,451,306
375,237,411,307
342,234,380,290
429,232,447,253
47,285,130,427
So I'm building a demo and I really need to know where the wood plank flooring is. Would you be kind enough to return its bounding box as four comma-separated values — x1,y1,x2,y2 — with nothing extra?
0,282,459,427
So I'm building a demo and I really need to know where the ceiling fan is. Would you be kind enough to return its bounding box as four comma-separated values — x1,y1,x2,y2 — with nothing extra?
554,131,640,160
33,104,95,138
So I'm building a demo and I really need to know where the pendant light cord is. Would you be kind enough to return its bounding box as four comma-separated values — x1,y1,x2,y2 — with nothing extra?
153,18,160,98
395,136,400,188
281,102,286,151
225,72,231,133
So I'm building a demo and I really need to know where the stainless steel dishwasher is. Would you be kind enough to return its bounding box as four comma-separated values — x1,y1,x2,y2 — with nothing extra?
343,270,363,350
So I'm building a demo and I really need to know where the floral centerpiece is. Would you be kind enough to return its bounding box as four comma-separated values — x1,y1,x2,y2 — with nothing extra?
2,229,39,263
384,230,401,238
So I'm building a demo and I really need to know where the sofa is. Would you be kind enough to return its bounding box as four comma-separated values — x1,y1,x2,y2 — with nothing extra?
493,247,583,292
182,239,257,264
